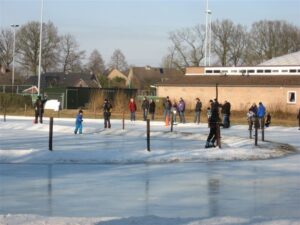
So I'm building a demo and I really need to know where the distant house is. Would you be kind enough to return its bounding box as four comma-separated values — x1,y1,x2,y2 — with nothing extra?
106,66,184,91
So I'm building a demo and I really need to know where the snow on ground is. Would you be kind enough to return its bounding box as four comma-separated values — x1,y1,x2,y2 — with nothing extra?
1,116,299,225
0,116,298,164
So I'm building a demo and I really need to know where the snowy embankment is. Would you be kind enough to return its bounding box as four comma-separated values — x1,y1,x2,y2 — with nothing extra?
0,116,298,164
2,214,300,225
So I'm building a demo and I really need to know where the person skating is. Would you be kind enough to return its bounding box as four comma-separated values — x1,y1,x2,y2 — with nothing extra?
74,109,83,134
103,99,112,128
33,95,47,124
205,100,220,148
163,96,172,122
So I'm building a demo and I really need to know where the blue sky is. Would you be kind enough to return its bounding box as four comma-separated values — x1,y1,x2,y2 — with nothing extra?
1,0,300,67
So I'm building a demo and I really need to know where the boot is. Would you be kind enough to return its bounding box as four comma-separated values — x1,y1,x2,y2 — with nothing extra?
205,141,210,148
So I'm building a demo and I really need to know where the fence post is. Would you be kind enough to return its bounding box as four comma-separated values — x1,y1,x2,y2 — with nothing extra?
216,122,221,148
94,104,96,119
262,117,265,141
255,117,258,146
49,117,53,151
122,111,125,130
4,106,6,122
170,113,174,132
249,127,252,139
147,119,150,152
24,104,27,116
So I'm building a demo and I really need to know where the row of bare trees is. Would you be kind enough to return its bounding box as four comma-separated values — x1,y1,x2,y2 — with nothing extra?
162,19,300,70
0,21,129,76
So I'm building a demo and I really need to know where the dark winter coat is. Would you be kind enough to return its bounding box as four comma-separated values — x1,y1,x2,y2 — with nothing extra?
141,99,149,111
149,101,156,113
103,102,112,117
34,98,47,114
221,102,231,115
209,102,220,128
249,105,258,116
195,101,202,112
163,99,172,110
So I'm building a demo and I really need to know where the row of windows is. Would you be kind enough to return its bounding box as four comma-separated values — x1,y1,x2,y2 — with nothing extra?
205,69,300,74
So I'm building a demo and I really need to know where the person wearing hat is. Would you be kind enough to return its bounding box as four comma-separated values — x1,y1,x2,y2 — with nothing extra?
74,109,83,134
33,95,47,124
103,99,112,128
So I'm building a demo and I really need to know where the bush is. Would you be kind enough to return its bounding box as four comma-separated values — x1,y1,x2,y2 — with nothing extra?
0,93,32,110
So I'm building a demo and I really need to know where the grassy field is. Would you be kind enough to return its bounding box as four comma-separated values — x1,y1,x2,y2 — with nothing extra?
2,107,299,127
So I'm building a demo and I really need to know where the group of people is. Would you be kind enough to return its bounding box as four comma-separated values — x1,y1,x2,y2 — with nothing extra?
130,97,156,121
247,102,271,131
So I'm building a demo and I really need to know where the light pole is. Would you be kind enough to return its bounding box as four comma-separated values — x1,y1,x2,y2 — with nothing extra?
208,10,212,66
11,24,19,93
38,0,44,96
204,0,208,66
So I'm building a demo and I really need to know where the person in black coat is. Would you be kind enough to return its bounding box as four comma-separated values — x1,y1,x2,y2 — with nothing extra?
194,98,202,124
221,100,231,128
103,99,112,128
205,100,220,148
297,108,300,130
141,96,150,121
149,99,156,120
34,95,47,124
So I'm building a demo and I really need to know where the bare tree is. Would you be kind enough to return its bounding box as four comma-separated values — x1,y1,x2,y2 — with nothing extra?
211,19,236,66
228,24,248,66
247,20,300,65
87,49,105,75
0,28,14,69
16,21,60,75
162,25,206,70
60,34,85,73
108,49,128,71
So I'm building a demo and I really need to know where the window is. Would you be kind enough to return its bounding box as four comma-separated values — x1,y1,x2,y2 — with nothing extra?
206,70,212,73
247,70,255,73
264,70,271,73
289,69,296,73
231,70,237,73
282,70,288,73
257,70,264,73
213,70,221,73
272,70,279,73
287,91,296,104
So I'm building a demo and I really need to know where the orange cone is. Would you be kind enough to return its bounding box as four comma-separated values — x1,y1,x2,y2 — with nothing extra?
165,116,169,127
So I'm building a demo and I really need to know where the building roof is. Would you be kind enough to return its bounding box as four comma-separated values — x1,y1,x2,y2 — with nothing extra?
259,51,300,66
25,72,101,88
130,66,184,89
156,75,300,87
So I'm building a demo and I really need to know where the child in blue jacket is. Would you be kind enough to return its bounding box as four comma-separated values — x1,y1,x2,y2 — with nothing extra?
74,109,83,134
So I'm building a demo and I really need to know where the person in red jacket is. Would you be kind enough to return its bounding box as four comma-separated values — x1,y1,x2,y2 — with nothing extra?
128,97,137,121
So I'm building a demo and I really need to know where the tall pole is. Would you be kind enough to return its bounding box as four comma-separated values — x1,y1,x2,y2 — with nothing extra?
38,0,44,96
204,0,208,66
11,24,19,93
208,10,212,66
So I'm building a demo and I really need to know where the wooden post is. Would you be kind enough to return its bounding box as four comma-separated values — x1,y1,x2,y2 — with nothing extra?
216,83,218,101
147,119,150,152
122,111,125,130
249,128,252,139
4,105,6,122
216,122,221,148
262,118,265,141
170,113,174,132
255,117,258,146
49,117,53,151
94,104,96,119
24,104,27,116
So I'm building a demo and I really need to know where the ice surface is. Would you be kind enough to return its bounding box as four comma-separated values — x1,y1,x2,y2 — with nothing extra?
0,116,299,225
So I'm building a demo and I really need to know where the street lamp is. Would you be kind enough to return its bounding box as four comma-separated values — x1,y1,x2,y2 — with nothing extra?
38,0,44,96
204,0,212,67
11,24,19,93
